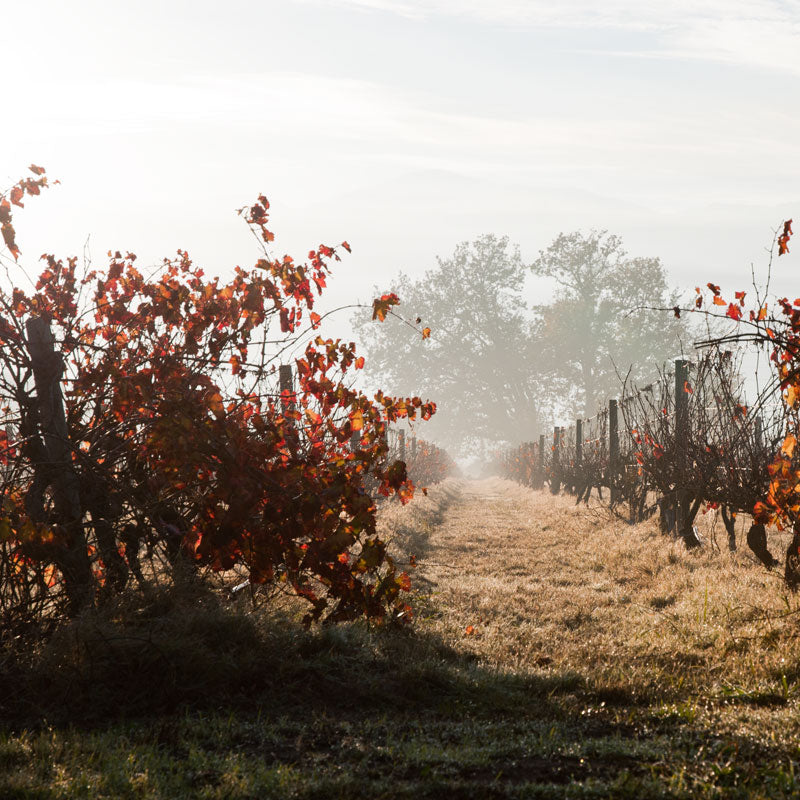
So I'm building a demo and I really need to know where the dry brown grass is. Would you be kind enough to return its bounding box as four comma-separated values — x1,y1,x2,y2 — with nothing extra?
382,477,800,745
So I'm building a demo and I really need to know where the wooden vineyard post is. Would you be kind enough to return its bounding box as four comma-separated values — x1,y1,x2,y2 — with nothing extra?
279,363,298,452
279,364,294,414
411,435,417,460
755,415,764,452
674,359,690,537
398,429,406,461
609,399,619,504
528,442,535,486
25,315,92,613
380,422,389,464
550,427,560,494
576,418,583,466
537,434,546,489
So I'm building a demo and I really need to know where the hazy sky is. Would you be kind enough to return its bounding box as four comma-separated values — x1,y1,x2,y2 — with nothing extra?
2,0,798,327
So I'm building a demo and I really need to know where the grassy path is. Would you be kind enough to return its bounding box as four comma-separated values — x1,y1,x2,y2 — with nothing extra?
4,478,800,798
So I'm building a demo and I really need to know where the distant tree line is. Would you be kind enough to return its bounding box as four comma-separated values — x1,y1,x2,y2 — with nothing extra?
353,230,691,457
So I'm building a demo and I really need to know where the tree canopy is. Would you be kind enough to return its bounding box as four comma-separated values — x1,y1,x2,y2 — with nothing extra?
532,230,689,416
353,234,543,457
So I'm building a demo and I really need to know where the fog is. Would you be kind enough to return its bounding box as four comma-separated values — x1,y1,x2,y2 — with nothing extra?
2,0,797,460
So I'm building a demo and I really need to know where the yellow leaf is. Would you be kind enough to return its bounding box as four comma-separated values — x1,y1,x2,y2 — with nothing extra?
207,391,225,419
782,433,797,459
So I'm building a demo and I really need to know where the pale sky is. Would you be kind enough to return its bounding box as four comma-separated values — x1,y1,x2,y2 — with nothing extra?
2,0,798,331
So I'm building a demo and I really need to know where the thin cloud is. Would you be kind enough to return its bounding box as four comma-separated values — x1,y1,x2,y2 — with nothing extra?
310,0,787,29
308,0,800,73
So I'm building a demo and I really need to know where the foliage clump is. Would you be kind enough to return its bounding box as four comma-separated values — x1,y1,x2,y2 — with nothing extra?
0,166,436,632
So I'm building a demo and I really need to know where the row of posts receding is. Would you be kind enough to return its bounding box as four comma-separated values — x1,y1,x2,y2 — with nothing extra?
529,359,691,495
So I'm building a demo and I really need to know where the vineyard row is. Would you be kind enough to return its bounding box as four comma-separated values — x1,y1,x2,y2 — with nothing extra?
501,353,789,573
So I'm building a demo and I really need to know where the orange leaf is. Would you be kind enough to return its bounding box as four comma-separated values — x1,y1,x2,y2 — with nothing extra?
305,409,322,425
712,296,726,306
726,303,742,321
372,293,400,322
782,434,797,459
421,327,431,339
465,625,475,635
207,391,225,419
779,219,793,256
753,501,771,524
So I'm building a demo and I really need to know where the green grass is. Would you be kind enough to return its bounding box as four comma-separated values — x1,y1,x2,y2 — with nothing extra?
3,703,799,798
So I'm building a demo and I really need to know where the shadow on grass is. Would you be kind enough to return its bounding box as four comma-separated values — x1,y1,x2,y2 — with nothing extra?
4,581,800,798
0,481,587,755
0,577,586,731
387,480,462,569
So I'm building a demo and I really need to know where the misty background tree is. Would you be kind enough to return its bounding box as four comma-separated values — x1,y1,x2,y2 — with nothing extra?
532,230,690,417
355,229,691,457
352,234,545,457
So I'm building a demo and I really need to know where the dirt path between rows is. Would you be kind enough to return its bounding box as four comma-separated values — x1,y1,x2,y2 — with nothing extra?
384,476,797,708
